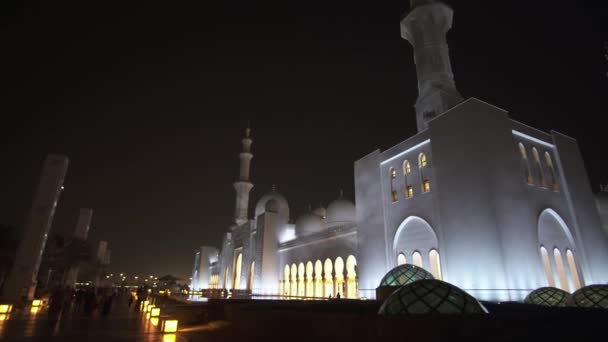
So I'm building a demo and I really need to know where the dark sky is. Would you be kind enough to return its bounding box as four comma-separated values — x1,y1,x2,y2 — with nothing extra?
1,1,607,280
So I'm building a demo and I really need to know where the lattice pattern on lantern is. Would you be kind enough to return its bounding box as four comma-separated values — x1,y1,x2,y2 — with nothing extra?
379,264,434,287
378,279,488,315
569,285,608,308
524,287,571,307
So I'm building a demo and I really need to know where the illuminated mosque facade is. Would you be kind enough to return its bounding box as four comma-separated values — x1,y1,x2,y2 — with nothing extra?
191,0,608,301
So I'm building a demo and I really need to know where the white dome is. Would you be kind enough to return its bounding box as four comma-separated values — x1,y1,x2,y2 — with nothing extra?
326,198,355,225
295,213,324,236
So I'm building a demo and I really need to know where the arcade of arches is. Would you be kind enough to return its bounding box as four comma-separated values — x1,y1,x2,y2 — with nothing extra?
280,255,358,299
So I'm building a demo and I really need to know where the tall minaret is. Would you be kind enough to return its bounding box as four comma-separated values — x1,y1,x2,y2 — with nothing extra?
401,0,463,132
233,126,254,225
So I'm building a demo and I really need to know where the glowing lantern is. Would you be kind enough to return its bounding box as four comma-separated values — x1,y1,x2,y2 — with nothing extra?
0,314,8,321
163,334,176,342
0,305,12,314
151,307,160,317
146,304,155,312
30,306,40,314
150,317,159,327
163,319,178,333
31,300,41,307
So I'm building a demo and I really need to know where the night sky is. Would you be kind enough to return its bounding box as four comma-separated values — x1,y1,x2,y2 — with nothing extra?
1,1,607,280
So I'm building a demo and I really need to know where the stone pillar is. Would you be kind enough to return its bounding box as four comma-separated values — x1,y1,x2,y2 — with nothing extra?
64,209,93,288
401,0,463,132
1,154,69,301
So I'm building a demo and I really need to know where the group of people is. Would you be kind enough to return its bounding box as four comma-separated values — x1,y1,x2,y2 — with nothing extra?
47,286,128,319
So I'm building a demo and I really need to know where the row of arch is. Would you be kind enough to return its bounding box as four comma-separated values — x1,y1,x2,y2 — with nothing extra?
280,256,358,299
209,274,219,289
540,246,581,292
518,143,559,192
397,249,442,280
389,152,430,203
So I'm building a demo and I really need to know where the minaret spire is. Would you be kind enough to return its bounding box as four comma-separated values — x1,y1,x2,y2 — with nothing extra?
401,0,463,132
233,125,254,225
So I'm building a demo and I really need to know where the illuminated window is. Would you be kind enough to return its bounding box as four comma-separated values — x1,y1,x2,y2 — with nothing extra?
566,249,582,291
429,249,442,280
419,153,427,169
290,264,297,296
283,265,291,296
233,253,243,290
390,168,398,202
540,246,555,287
518,142,533,185
403,161,412,198
298,263,305,297
553,248,569,292
412,251,423,268
314,260,323,297
397,253,406,266
305,261,314,297
422,180,430,193
532,147,546,188
544,152,559,192
346,255,358,299
323,259,333,297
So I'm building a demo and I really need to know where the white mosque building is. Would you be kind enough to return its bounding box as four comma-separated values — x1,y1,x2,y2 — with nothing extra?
191,0,608,301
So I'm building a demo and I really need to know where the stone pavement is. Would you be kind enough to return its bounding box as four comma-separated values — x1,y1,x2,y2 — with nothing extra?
0,296,187,342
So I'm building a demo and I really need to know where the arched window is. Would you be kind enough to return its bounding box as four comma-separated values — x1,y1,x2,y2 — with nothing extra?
544,152,559,192
397,253,407,266
290,264,298,296
429,249,442,280
314,260,323,297
305,261,314,297
233,253,243,290
532,147,546,188
297,262,305,297
334,257,345,298
412,251,423,268
518,143,533,185
540,246,555,287
553,248,569,292
346,255,358,299
248,261,255,290
283,264,290,296
403,160,413,198
566,249,582,291
390,168,398,202
419,153,430,193
323,258,333,297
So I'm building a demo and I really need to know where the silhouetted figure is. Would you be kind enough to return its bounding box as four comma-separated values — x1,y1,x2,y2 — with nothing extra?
336,292,341,299
101,292,115,316
83,288,97,316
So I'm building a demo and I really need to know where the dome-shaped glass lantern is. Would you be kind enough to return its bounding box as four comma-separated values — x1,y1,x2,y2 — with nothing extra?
569,285,608,309
378,279,488,315
379,264,434,287
524,287,571,307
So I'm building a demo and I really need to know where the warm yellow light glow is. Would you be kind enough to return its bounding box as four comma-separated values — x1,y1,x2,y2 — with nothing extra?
151,317,159,327
163,320,178,333
142,300,149,309
151,307,160,317
159,290,165,294
30,306,40,314
422,180,430,193
419,153,427,169
0,314,8,321
566,249,582,291
146,312,150,319
406,186,414,198
146,304,155,312
32,300,41,307
0,305,12,314
163,334,176,342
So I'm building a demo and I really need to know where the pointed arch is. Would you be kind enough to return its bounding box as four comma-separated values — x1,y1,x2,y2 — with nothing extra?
283,264,291,296
323,258,333,297
389,167,398,202
532,147,546,188
290,264,297,296
305,261,314,297
412,251,423,268
297,262,305,297
248,261,255,290
345,255,357,298
539,246,555,287
429,249,442,280
393,216,438,269
518,142,533,185
334,257,345,298
397,253,407,266
553,248,569,292
314,260,323,297
418,153,430,193
544,152,559,192
403,160,413,198
566,249,582,291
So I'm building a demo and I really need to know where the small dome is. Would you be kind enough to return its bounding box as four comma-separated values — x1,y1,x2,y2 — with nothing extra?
524,287,571,307
295,213,324,236
378,279,488,315
326,198,355,225
254,190,289,219
312,206,326,220
568,285,608,308
379,264,434,287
